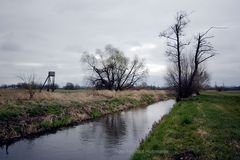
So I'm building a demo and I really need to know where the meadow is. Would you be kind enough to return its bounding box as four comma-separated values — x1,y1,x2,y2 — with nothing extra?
0,89,169,145
132,91,240,160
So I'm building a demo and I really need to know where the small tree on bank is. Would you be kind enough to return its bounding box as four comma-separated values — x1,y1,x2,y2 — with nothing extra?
160,12,216,101
18,73,38,99
81,45,148,90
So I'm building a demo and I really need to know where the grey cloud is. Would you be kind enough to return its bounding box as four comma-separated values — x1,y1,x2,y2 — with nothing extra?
0,0,239,86
0,41,23,52
63,45,83,53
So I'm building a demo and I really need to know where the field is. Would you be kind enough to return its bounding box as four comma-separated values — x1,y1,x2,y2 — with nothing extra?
0,89,169,145
132,91,240,160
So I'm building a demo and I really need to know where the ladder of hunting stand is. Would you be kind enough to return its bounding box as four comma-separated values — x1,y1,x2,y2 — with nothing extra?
40,71,55,92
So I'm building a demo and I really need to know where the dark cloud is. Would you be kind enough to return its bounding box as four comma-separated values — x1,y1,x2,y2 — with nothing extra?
0,0,239,86
0,41,23,52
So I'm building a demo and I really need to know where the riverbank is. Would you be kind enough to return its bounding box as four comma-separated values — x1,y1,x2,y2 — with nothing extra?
0,89,170,145
132,91,240,160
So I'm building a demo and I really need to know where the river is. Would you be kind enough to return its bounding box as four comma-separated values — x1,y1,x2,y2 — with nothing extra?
0,100,175,160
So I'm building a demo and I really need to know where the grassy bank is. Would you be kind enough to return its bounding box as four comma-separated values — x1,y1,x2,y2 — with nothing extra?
0,89,169,145
132,91,240,160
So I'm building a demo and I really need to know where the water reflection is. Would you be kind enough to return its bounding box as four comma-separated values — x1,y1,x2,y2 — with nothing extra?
103,114,126,146
0,100,175,160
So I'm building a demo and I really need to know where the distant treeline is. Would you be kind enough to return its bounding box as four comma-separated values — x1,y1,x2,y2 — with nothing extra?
0,82,169,90
0,83,239,91
0,83,60,90
209,85,240,91
0,82,97,90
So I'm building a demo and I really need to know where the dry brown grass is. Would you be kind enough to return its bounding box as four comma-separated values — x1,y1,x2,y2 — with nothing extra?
0,89,167,107
0,88,170,144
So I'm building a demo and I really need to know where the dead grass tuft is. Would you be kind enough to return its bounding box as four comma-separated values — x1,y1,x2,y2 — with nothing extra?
0,89,167,107
196,128,208,137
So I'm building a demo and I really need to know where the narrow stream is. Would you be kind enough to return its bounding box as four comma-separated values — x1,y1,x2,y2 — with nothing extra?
0,100,175,160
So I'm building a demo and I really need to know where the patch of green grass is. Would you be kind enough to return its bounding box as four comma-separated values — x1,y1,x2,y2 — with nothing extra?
46,103,64,115
24,101,64,117
105,97,128,107
140,94,155,105
0,101,67,122
129,99,142,107
0,104,22,121
40,116,71,130
40,120,51,130
180,115,193,125
0,110,19,121
91,108,101,118
27,106,47,117
52,117,71,128
132,92,240,160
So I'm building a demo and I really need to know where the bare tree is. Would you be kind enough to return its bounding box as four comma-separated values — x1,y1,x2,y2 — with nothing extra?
81,45,148,90
165,58,210,97
191,66,210,95
161,12,216,100
186,28,216,96
160,11,190,101
18,73,37,99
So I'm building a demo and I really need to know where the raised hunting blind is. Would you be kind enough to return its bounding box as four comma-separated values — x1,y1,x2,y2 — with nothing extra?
40,71,55,92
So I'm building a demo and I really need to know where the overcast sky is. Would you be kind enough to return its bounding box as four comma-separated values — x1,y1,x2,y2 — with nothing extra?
0,0,239,87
